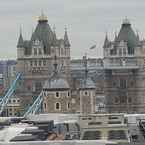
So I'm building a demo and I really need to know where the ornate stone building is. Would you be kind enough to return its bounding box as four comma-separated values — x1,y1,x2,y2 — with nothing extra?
16,13,71,107
42,76,72,113
16,16,145,114
103,18,145,113
70,18,145,114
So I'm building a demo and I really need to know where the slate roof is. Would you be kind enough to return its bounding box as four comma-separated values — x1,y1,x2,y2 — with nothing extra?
30,20,54,49
17,14,71,53
43,78,70,90
115,19,139,54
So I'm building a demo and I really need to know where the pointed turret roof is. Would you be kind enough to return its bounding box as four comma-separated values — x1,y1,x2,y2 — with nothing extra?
17,30,24,48
116,18,138,54
30,13,54,50
103,33,110,48
64,27,70,47
51,26,57,46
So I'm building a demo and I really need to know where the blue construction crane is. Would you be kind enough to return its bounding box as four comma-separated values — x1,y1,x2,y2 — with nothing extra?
23,92,43,117
0,73,21,115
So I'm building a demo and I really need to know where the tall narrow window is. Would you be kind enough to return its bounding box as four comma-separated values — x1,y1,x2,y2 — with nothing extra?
55,102,61,110
30,61,33,66
56,92,59,97
67,102,70,109
120,79,127,89
44,103,47,109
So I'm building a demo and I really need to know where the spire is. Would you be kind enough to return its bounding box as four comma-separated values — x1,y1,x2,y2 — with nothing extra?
38,11,48,23
17,27,24,48
103,33,109,48
64,27,70,47
122,17,131,25
114,31,118,42
52,25,57,46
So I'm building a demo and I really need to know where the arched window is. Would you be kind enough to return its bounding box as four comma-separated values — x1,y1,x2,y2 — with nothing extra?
67,102,70,109
55,102,61,110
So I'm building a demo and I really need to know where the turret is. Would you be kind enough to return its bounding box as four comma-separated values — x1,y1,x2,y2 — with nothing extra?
79,55,96,114
64,27,70,47
17,29,23,48
17,28,24,58
103,33,109,49
51,25,57,47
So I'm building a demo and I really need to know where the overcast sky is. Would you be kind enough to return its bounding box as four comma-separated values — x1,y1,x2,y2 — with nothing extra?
1,0,145,59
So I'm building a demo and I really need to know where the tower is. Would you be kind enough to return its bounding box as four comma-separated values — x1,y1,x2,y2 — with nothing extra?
42,57,72,113
79,55,96,114
103,18,145,113
16,13,71,108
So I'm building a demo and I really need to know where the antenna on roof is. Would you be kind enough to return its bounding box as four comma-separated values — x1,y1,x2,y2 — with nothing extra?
38,10,48,22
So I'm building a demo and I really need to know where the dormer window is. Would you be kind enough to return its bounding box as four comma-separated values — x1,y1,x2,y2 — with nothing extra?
34,40,40,46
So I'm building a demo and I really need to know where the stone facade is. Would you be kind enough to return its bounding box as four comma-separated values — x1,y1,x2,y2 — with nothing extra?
16,16,145,114
16,14,71,108
103,19,145,113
